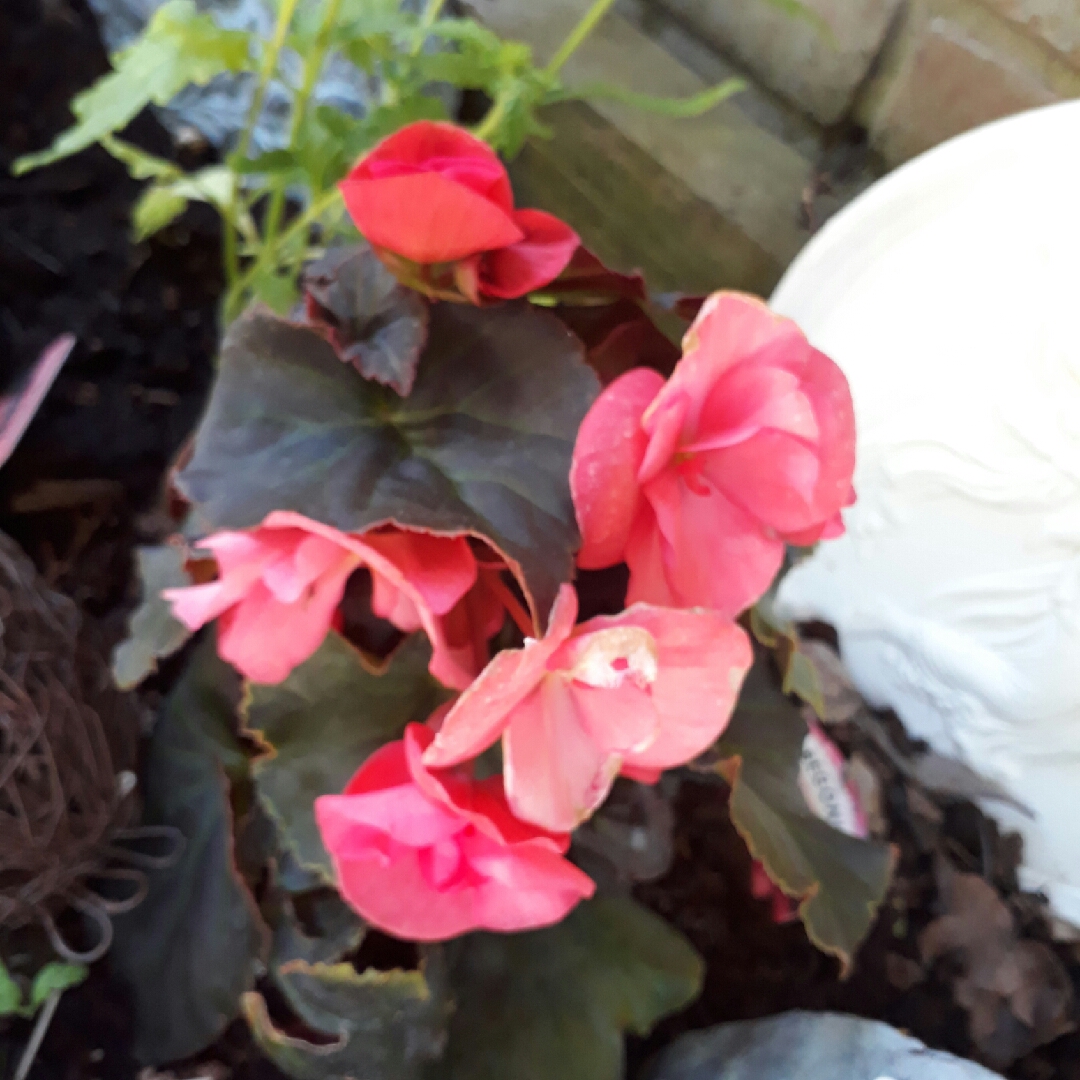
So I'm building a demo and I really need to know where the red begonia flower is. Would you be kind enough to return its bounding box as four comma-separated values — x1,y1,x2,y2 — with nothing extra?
570,291,856,617
163,512,489,688
423,584,751,833
340,121,578,302
315,723,595,941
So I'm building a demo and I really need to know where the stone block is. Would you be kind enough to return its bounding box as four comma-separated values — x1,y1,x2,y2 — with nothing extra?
857,0,1080,165
649,1012,1004,1080
980,0,1080,68
466,0,818,267
509,101,783,295
651,0,904,124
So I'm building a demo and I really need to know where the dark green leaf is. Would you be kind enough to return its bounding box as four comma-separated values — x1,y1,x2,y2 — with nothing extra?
110,636,269,1065
244,633,447,880
782,649,827,718
270,891,365,971
716,656,894,972
13,0,250,173
302,245,429,396
748,599,828,717
429,897,702,1080
112,543,193,689
244,954,450,1080
178,302,597,625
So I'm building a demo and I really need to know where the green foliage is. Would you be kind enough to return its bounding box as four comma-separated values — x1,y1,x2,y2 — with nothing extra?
176,300,598,625
112,543,193,689
0,960,86,1019
244,633,447,879
429,897,702,1080
244,956,451,1080
749,599,828,717
11,0,742,317
12,0,251,174
715,656,895,973
110,635,269,1065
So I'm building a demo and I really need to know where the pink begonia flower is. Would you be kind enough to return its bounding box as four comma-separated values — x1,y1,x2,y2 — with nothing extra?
163,511,495,688
339,121,578,303
424,584,752,833
315,723,595,941
570,291,856,618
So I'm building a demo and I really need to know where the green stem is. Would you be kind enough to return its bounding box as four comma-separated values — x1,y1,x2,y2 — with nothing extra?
223,0,301,284
419,0,446,32
472,93,510,144
224,185,342,321
544,0,618,76
262,0,346,248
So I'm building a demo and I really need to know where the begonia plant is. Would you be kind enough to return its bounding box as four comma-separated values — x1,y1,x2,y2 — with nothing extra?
18,1,893,1076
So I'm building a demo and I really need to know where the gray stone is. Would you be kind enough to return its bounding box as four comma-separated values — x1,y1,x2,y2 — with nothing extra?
651,0,904,125
856,0,1080,165
981,0,1080,67
648,1011,1005,1080
467,0,816,266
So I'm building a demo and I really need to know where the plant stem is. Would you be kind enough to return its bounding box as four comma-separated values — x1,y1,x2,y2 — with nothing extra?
472,92,510,144
544,0,618,76
224,184,342,321
14,990,61,1080
223,0,301,285
419,0,446,32
262,0,345,249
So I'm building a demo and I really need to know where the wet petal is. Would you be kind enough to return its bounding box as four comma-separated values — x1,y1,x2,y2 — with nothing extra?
571,368,664,569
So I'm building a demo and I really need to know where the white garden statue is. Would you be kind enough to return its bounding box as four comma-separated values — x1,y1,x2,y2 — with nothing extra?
770,99,1080,928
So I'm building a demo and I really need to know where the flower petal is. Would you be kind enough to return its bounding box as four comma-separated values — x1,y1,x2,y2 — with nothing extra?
503,676,622,833
465,833,595,932
423,584,578,768
163,579,236,631
349,121,514,210
325,839,483,941
571,368,664,569
362,531,477,616
216,554,353,683
341,173,523,265
622,503,677,608
405,724,568,851
582,604,752,771
636,468,784,616
478,209,580,299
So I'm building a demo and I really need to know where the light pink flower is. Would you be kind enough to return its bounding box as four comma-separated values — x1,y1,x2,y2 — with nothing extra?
423,584,752,833
163,512,487,687
314,723,595,941
571,291,856,618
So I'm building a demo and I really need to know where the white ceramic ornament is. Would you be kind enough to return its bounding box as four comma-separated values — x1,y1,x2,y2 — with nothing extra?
769,100,1080,927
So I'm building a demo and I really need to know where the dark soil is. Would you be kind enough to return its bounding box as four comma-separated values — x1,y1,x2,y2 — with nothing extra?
3,3,1080,1079
0,0,219,625
629,773,1080,1080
